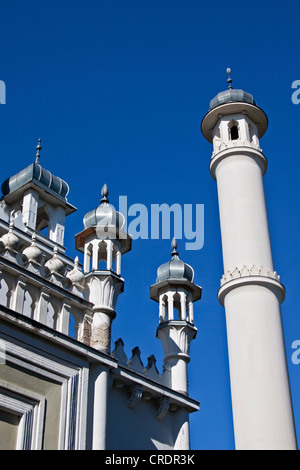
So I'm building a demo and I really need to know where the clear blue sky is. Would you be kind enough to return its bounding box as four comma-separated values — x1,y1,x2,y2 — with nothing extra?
0,0,299,450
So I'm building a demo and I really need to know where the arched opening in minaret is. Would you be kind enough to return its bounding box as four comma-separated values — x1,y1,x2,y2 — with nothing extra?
162,294,168,322
173,292,182,320
97,240,107,270
228,120,239,141
230,125,239,140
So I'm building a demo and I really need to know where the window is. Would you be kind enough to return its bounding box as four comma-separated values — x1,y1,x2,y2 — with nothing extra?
230,125,239,140
228,120,239,141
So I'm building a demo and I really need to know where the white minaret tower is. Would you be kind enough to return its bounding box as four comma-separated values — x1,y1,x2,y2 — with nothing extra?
75,184,132,354
201,69,297,450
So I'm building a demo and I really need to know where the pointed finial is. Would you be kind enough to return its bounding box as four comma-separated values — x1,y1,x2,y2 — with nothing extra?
100,183,109,204
9,213,14,231
226,68,232,89
31,231,37,245
35,138,42,163
171,237,179,257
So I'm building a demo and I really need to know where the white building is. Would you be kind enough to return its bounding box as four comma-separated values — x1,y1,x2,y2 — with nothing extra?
0,140,201,450
0,71,297,450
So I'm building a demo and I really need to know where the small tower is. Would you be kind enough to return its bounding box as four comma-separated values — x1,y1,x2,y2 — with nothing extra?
201,70,297,449
75,184,131,354
1,139,76,248
150,238,201,395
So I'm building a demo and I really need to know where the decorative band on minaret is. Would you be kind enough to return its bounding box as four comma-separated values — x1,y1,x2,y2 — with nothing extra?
201,70,297,450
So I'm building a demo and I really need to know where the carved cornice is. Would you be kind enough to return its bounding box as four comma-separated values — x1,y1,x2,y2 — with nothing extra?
156,396,170,421
128,385,143,409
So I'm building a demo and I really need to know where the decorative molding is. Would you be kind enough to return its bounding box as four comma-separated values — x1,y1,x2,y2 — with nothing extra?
0,380,46,450
0,334,88,450
128,385,143,409
221,265,280,286
156,396,170,421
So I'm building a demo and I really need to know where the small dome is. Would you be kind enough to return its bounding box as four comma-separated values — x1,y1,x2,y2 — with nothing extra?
83,184,125,230
22,233,43,265
1,139,69,201
45,246,65,276
209,68,256,111
66,257,85,287
209,88,256,111
156,238,194,283
0,219,20,252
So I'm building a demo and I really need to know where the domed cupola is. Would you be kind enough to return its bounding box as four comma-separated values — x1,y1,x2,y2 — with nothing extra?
0,139,76,248
1,139,70,201
156,238,194,283
209,68,256,111
201,68,268,145
83,184,125,230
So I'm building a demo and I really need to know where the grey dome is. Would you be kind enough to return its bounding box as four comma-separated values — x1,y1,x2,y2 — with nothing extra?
83,184,125,230
156,238,194,283
1,139,69,201
209,88,256,111
209,68,256,111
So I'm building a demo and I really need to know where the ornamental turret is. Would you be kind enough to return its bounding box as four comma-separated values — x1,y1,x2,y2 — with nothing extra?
75,184,132,353
150,238,201,395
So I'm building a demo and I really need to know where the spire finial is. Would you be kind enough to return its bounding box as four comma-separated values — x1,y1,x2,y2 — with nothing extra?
101,183,109,204
9,212,14,231
226,67,233,89
35,138,42,163
171,237,179,257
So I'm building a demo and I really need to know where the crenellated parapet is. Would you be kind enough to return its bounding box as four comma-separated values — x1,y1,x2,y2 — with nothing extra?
111,337,184,419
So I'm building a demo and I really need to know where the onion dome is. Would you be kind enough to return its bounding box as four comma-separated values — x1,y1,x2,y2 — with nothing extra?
201,68,268,142
156,238,194,283
0,217,20,252
83,184,125,230
1,139,69,201
66,256,85,287
22,232,43,265
45,245,65,276
209,68,256,111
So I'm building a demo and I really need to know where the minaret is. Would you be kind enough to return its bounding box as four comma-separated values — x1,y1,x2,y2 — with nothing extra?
201,69,297,450
150,238,201,395
75,184,131,354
